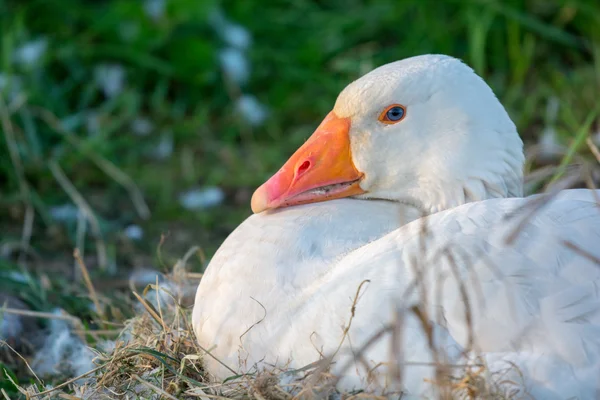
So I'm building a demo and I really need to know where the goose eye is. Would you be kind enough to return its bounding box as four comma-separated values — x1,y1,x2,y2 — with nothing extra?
379,104,406,124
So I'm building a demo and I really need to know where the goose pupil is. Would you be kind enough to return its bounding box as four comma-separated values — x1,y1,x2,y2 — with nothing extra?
387,107,404,121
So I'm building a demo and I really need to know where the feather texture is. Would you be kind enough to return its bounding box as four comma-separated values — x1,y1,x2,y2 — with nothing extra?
193,191,600,397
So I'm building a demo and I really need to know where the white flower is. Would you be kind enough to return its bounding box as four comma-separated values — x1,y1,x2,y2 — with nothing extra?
131,117,154,136
8,271,28,284
236,94,268,126
151,131,174,159
14,38,48,66
219,47,249,85
144,0,166,20
124,224,144,240
50,204,79,222
94,64,125,98
179,187,225,210
222,23,251,50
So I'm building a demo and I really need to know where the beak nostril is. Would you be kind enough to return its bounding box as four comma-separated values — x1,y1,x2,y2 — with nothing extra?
297,160,311,176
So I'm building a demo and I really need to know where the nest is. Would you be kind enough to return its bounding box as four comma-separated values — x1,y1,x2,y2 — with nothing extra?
5,251,533,400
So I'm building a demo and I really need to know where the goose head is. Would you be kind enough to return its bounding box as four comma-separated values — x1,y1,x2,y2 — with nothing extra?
251,54,525,214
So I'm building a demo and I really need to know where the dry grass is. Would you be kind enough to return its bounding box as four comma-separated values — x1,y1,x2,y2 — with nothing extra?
4,255,531,400
7,240,547,399
11,294,524,400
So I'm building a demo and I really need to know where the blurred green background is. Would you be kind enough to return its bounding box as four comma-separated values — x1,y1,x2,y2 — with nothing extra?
0,0,599,388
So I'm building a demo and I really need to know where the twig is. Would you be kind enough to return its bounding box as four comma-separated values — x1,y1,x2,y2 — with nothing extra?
389,306,405,387
1,388,11,400
586,137,600,164
194,343,238,376
74,211,88,281
157,233,170,271
0,307,80,323
563,240,600,265
331,279,371,360
2,373,27,398
74,329,120,337
239,297,267,343
504,170,581,245
49,161,108,270
74,248,106,324
330,325,393,388
173,245,204,278
132,291,165,329
523,165,558,185
0,340,42,384
154,277,168,333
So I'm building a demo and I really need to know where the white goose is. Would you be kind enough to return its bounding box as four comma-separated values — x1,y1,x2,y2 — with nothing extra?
192,55,600,398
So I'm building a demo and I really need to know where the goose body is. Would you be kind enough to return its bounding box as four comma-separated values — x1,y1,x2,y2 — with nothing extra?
192,55,600,398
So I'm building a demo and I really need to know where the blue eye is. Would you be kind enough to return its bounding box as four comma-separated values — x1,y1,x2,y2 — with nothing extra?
386,106,404,121
379,104,406,124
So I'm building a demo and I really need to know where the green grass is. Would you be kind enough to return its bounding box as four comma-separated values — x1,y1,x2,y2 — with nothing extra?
0,0,599,395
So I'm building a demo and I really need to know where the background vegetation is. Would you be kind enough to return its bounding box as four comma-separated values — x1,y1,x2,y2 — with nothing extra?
0,0,599,397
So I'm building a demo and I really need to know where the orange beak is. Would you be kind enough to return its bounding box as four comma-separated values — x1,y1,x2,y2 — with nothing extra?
251,111,365,213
